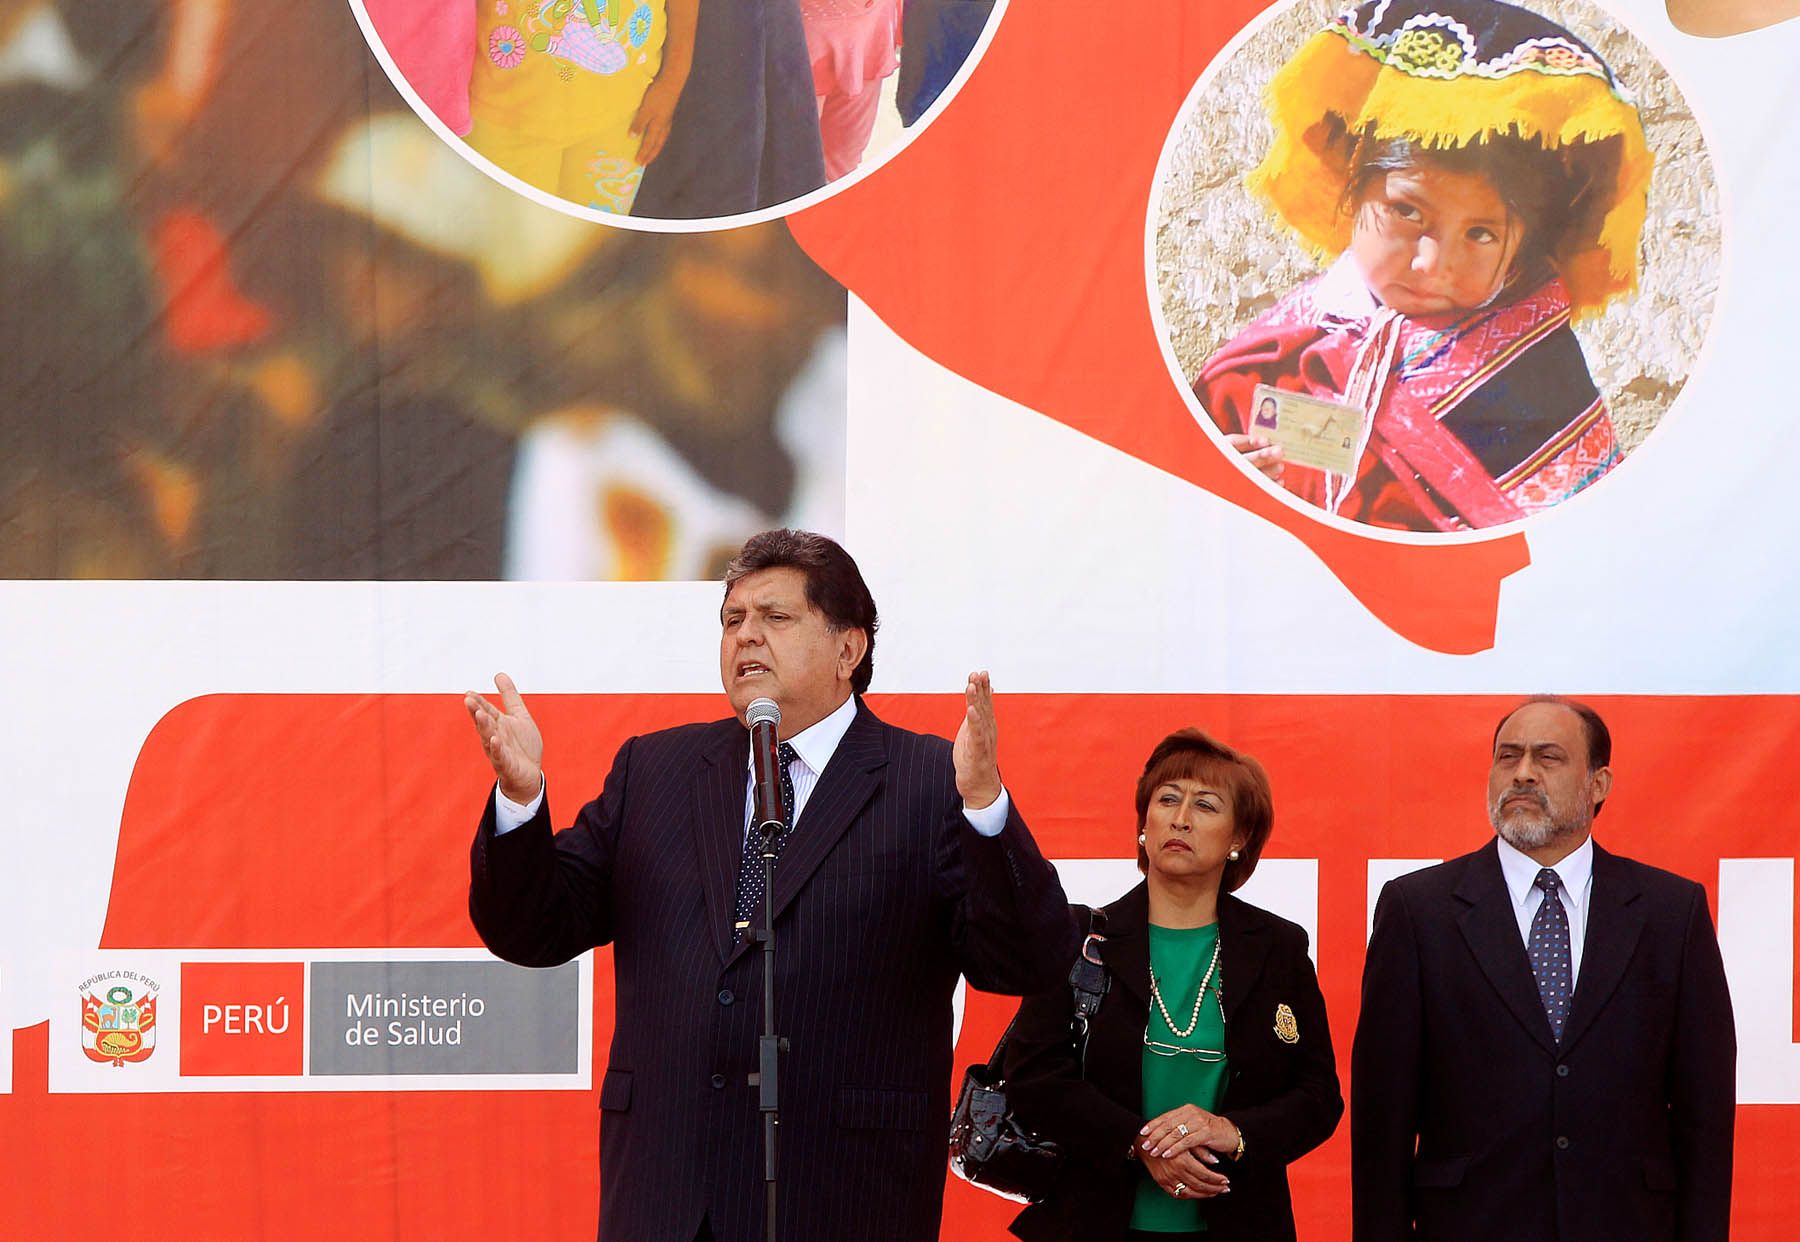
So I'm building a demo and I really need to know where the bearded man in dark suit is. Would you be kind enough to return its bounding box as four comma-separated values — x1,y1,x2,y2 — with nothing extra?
464,528,1076,1242
1352,696,1736,1242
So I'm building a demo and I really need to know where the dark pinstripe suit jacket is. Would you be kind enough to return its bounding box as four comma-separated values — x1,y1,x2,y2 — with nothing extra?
469,699,1078,1242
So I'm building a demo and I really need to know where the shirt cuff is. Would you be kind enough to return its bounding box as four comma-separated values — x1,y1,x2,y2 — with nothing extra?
493,777,545,835
961,787,1010,837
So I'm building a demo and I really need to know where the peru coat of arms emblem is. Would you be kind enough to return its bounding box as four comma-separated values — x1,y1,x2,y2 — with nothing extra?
80,974,159,1066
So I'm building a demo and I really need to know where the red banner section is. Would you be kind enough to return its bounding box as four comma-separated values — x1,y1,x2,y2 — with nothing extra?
791,0,1531,654
5,692,1796,1239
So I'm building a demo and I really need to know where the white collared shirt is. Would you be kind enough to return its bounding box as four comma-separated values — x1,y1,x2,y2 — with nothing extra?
1495,833,1595,982
493,693,1009,837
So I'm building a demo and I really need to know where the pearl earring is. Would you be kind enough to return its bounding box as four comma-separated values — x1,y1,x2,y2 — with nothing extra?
1137,833,1146,846
1228,847,1241,861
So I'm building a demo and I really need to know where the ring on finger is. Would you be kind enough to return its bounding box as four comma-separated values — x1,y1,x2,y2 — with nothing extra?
1176,1123,1189,1137
1173,1182,1186,1197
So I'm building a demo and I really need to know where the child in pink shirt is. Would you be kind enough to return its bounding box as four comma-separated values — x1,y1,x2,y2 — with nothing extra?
800,0,901,181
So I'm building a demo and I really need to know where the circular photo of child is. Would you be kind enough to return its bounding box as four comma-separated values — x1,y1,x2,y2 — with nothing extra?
352,0,1001,226
1152,0,1719,535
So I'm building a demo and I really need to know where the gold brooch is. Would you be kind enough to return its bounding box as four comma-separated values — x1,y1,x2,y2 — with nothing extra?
1273,1003,1299,1044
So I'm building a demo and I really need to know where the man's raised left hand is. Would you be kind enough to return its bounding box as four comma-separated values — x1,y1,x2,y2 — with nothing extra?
953,671,1003,810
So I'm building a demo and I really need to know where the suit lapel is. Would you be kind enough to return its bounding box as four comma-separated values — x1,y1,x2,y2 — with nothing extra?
1561,842,1646,1052
695,722,750,965
1218,894,1272,1029
724,700,887,967
770,702,886,916
1454,841,1558,1054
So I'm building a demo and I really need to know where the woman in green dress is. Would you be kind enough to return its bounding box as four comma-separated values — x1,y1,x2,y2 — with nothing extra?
1004,728,1343,1242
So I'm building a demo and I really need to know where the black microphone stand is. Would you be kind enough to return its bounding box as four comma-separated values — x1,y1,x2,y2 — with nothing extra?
752,793,788,1242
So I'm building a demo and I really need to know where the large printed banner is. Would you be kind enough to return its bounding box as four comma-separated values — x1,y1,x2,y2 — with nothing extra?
4,0,1800,1238
4,692,1800,1238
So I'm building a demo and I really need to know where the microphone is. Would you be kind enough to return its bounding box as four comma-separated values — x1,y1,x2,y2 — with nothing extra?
747,697,785,840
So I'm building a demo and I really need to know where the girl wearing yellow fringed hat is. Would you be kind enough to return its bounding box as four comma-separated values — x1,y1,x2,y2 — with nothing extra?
1194,0,1652,532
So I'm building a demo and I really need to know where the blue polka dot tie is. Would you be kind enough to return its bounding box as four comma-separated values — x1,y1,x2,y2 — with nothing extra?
1530,868,1572,1042
733,742,798,941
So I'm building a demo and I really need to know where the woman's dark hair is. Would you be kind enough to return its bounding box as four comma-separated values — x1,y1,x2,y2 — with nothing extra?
722,529,879,693
1337,127,1616,276
1134,728,1275,893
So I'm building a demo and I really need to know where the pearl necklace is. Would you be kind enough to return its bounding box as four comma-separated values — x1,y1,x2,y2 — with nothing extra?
1149,937,1222,1039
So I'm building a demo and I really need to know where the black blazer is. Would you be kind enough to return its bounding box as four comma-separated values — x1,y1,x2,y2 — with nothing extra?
1003,882,1343,1242
468,701,1077,1242
1351,840,1736,1242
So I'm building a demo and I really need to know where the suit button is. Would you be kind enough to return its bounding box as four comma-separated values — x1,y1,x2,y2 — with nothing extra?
1556,1064,1570,1077
718,989,735,1006
1556,1136,1570,1150
711,1074,727,1090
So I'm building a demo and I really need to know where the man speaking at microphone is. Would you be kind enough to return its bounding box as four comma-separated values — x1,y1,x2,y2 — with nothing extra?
464,528,1077,1242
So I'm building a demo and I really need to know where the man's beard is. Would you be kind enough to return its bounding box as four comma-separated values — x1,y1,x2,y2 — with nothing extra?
1488,784,1591,851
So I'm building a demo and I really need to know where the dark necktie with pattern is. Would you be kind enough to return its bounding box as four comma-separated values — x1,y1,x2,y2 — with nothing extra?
1529,867,1573,1042
733,742,799,941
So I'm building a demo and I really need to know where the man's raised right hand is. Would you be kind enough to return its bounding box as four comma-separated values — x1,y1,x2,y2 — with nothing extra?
464,673,545,804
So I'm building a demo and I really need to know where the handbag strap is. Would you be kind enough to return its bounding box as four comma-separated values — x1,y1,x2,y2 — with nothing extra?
983,906,1111,1077
1068,907,1110,1073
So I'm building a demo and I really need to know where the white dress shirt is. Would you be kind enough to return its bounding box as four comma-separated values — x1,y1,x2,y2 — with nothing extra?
1495,833,1595,982
493,693,1010,837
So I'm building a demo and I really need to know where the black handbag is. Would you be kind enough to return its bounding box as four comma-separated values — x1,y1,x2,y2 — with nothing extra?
949,909,1110,1203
